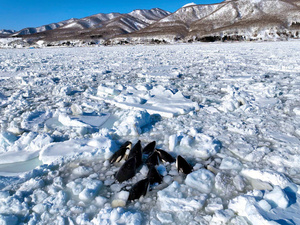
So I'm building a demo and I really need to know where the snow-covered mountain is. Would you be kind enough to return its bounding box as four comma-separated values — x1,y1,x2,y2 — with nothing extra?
2,0,300,46
0,29,16,34
116,0,300,43
59,13,121,30
9,8,170,44
12,19,77,36
0,29,16,38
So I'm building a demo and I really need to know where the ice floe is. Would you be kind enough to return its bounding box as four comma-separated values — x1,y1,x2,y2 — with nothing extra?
0,41,300,224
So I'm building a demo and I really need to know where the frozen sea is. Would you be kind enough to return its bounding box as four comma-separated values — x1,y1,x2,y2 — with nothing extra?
0,41,300,224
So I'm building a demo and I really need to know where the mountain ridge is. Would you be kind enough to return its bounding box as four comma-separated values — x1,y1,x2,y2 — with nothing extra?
113,0,300,43
1,0,300,47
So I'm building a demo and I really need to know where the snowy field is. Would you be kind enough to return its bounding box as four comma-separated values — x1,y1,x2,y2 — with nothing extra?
0,41,300,224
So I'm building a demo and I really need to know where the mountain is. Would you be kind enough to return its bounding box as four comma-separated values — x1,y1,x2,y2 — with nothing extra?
2,0,300,46
113,0,300,43
0,29,16,34
12,19,77,36
0,29,16,38
10,8,170,44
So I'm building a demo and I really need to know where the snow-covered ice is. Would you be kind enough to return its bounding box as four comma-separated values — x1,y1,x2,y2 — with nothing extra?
0,41,300,224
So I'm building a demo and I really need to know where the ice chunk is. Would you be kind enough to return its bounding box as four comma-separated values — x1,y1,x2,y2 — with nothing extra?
215,172,237,197
0,196,29,215
0,132,53,164
157,212,173,224
67,178,102,202
39,134,113,164
210,209,234,225
258,199,272,211
180,135,193,148
0,191,10,199
58,114,91,127
113,110,151,136
244,147,270,162
95,196,108,207
194,134,221,159
185,169,215,193
111,191,129,208
293,107,300,116
0,92,6,100
92,84,199,118
229,187,300,225
79,185,101,202
92,207,143,224
97,85,121,97
157,181,207,212
71,104,83,115
39,139,93,164
0,132,17,152
0,215,18,225
72,166,93,176
19,178,45,192
233,175,246,192
264,186,289,209
229,195,268,224
20,110,52,131
169,134,179,151
163,175,173,184
219,157,243,171
205,197,223,213
156,165,167,176
32,203,48,214
241,169,293,189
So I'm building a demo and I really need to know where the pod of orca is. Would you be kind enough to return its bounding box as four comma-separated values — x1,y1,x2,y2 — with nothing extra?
109,140,193,202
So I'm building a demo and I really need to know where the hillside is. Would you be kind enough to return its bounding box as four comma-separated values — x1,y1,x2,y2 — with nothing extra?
1,0,300,47
114,0,300,43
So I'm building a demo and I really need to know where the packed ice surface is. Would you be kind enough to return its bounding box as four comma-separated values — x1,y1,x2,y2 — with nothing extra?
0,41,300,224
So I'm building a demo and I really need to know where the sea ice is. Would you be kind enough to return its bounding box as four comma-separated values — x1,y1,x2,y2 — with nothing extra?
0,41,300,224
39,134,113,164
91,207,143,225
113,110,151,136
157,181,207,212
185,169,215,193
219,157,243,171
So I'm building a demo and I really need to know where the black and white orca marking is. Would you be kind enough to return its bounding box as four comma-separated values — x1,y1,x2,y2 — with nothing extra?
146,151,160,167
142,141,156,154
128,140,143,168
109,141,132,164
155,149,175,163
128,178,150,201
147,166,163,185
115,157,137,183
176,155,193,174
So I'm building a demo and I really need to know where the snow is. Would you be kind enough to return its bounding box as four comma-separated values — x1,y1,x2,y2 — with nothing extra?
185,169,215,193
93,84,199,118
39,133,114,164
228,185,300,225
157,181,207,212
0,41,300,224
182,2,197,8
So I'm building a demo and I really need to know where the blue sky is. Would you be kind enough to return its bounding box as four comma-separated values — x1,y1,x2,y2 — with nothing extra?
1,0,223,31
